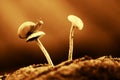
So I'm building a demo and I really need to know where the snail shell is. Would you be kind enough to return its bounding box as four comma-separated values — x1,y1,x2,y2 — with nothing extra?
18,21,36,39
18,21,44,39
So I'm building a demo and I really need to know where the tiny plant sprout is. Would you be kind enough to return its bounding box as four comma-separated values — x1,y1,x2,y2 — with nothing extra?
17,20,54,66
67,15,84,61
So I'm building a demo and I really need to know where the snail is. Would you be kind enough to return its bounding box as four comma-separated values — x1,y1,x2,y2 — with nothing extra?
17,20,54,66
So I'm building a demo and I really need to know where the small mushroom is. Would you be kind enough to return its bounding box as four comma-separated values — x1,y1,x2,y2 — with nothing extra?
67,15,84,61
18,20,54,66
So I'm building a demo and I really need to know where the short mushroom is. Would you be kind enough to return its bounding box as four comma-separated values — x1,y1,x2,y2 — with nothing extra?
17,20,54,66
67,15,84,61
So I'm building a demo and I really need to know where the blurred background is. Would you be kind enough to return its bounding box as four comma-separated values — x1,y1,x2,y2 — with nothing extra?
0,0,120,74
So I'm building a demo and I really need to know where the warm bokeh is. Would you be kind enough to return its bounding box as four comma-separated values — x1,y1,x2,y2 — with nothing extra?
0,0,120,74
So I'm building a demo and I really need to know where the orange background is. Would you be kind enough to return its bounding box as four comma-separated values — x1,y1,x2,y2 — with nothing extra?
0,0,120,74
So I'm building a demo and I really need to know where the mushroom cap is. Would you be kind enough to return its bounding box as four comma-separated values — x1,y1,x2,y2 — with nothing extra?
26,31,45,42
68,15,83,30
18,21,36,39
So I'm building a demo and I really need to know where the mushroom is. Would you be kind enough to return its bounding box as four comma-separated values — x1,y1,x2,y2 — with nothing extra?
17,20,54,66
67,15,84,61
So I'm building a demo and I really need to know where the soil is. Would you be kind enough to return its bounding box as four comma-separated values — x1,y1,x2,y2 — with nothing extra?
1,56,120,80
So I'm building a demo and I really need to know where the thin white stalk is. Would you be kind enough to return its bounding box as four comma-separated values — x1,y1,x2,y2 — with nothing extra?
68,24,75,61
36,38,54,66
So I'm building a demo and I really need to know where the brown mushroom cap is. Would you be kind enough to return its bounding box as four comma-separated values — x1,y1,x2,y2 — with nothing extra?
26,31,45,42
68,15,83,30
18,21,36,39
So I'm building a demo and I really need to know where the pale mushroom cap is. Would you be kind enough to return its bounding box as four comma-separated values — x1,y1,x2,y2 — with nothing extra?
26,31,45,42
18,21,36,39
68,15,83,30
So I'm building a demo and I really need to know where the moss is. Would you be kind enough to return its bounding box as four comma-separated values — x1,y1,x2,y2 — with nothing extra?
3,56,120,80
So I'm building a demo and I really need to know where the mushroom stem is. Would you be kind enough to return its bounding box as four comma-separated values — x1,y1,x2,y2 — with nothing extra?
68,24,75,61
36,38,54,66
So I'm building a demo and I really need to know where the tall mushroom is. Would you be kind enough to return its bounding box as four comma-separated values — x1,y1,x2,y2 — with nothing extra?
67,15,84,61
17,20,54,66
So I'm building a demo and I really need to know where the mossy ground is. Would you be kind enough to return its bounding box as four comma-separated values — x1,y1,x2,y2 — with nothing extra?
1,56,120,80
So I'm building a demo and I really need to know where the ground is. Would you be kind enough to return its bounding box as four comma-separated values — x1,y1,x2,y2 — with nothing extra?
1,56,120,80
